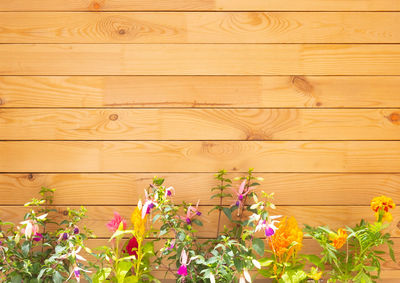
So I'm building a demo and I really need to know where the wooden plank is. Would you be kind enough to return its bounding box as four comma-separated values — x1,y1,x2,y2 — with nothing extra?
1,206,399,237
2,108,400,140
0,205,220,238
1,76,400,108
1,141,400,173
1,173,399,206
2,44,400,75
0,0,399,11
1,12,400,43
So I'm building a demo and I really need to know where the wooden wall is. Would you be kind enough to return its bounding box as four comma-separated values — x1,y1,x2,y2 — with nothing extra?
0,0,400,281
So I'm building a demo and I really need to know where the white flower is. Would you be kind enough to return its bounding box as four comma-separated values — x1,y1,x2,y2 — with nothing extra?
210,273,216,283
252,259,261,269
243,269,252,282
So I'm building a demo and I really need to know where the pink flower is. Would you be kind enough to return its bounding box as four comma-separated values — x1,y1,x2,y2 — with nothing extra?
20,219,39,239
231,181,254,209
142,190,157,219
255,215,281,237
126,237,139,257
106,212,127,233
33,232,43,242
165,186,175,197
177,249,192,277
180,200,201,224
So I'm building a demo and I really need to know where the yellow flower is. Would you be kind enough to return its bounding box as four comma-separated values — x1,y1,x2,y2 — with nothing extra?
329,228,348,249
131,206,146,238
371,195,396,222
308,267,323,281
269,216,303,260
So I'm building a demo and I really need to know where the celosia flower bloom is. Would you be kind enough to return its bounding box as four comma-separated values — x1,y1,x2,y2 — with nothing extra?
131,204,147,238
329,228,348,249
371,195,396,222
269,217,303,260
106,212,127,233
126,236,139,257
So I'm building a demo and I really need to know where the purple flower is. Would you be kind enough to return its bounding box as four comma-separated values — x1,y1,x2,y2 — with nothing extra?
33,232,43,242
196,211,202,216
235,201,240,206
74,268,80,277
73,227,80,234
265,227,275,237
186,218,192,224
62,233,69,240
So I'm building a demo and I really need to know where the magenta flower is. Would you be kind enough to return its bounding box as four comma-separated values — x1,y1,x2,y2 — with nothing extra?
180,200,201,225
255,215,281,237
231,181,254,210
32,232,43,242
165,186,175,197
142,190,158,219
106,212,127,233
177,249,192,277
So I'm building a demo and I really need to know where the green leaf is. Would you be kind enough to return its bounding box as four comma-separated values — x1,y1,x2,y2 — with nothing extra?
52,271,64,283
11,274,22,283
22,241,30,257
252,238,265,256
222,207,232,221
192,219,203,226
116,261,134,283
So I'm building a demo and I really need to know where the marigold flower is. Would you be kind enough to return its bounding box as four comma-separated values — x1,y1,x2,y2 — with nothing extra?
329,228,348,249
371,195,396,222
269,217,303,260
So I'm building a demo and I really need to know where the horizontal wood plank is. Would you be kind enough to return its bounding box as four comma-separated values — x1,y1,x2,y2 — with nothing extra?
1,206,399,237
0,0,399,11
1,108,400,140
1,76,400,108
1,173,399,206
1,141,400,172
2,44,400,75
1,12,400,43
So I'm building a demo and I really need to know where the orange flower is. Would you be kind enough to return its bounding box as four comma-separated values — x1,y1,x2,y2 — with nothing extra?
329,228,348,249
371,195,396,222
269,216,303,261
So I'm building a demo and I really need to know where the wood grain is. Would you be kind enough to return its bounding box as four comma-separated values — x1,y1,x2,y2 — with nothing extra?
2,76,400,108
2,44,400,75
1,12,400,43
1,205,399,237
1,108,400,140
1,173,399,206
1,141,400,173
0,0,399,11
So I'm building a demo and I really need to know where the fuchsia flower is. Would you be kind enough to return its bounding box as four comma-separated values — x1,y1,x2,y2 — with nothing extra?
142,189,158,219
231,181,254,209
180,200,201,224
255,215,281,237
106,212,127,232
177,249,193,277
126,236,139,257
32,232,43,242
165,186,175,197
20,219,39,239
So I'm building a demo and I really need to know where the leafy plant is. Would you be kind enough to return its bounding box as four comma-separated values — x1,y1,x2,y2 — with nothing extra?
0,187,94,282
91,202,158,283
304,195,396,283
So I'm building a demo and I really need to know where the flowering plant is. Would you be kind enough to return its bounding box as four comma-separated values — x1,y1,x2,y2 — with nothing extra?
0,187,93,282
92,201,158,283
304,195,396,283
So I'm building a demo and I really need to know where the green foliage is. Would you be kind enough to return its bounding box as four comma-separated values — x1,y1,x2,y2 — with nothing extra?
0,187,94,282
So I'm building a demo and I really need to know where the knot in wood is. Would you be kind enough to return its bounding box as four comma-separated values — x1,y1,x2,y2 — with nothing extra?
109,114,118,121
389,112,400,122
118,29,126,35
27,173,35,181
